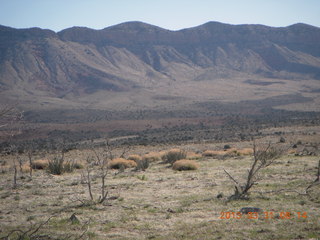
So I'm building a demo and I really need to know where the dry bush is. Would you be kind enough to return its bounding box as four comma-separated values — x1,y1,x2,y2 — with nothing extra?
135,158,150,171
142,152,162,162
172,160,199,171
186,151,202,160
162,148,187,165
225,142,284,200
31,159,49,170
108,158,137,169
127,154,142,162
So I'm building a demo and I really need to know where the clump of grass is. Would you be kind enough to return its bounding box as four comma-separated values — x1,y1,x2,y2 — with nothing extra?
202,150,223,157
162,149,187,165
21,164,31,173
31,159,49,170
128,154,142,162
137,175,147,181
203,148,253,158
142,152,162,162
186,151,202,160
109,158,137,169
173,160,199,171
47,158,78,175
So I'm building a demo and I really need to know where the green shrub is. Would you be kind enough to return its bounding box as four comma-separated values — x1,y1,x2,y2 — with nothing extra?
224,144,231,150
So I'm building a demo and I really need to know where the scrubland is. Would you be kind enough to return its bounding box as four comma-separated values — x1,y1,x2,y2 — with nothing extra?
0,130,319,240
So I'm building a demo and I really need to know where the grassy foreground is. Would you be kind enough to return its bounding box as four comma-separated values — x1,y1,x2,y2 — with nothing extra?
0,139,319,240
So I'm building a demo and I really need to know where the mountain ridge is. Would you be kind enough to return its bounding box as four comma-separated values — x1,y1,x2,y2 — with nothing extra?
1,21,320,110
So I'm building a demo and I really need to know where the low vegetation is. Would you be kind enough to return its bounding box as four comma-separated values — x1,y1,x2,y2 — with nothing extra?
127,154,142,162
172,159,199,171
108,158,137,169
31,159,49,170
162,149,187,165
142,152,162,162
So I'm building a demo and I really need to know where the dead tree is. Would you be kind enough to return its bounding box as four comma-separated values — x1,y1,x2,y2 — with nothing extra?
85,163,94,201
224,141,283,200
83,141,114,204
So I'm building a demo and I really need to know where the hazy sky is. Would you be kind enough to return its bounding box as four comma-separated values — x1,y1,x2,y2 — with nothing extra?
1,0,319,32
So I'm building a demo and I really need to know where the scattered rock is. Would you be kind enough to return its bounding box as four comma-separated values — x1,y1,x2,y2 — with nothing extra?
69,213,80,224
108,196,119,200
216,193,224,199
167,208,175,213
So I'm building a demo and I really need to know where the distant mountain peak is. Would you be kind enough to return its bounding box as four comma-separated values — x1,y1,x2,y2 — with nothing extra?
105,21,169,32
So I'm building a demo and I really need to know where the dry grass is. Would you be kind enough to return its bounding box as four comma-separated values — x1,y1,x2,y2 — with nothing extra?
288,149,297,155
31,159,49,170
203,148,253,157
167,148,182,154
142,152,162,162
21,164,31,173
186,151,202,160
108,158,137,169
172,159,199,171
202,150,225,157
0,139,319,240
236,148,253,156
127,154,142,162
0,165,10,173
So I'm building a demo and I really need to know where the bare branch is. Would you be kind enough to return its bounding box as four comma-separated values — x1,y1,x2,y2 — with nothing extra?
223,168,239,186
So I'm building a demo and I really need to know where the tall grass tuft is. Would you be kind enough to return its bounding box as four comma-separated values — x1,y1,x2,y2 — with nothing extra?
47,157,64,175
